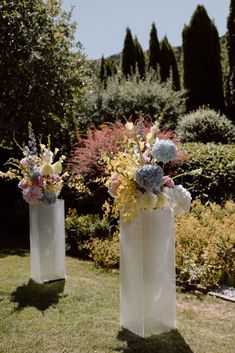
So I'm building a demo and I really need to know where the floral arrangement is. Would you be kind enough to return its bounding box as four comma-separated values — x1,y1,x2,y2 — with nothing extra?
0,123,67,205
104,121,200,222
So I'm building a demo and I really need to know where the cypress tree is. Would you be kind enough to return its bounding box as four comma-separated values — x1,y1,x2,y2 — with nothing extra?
121,27,136,77
226,0,235,121
159,37,180,90
148,23,160,71
182,5,224,112
159,37,172,82
134,37,145,78
99,55,106,83
105,60,117,77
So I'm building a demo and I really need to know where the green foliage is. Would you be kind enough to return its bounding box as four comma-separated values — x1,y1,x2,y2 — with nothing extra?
160,36,180,91
121,27,136,77
0,0,87,150
176,108,235,143
176,200,235,286
82,71,186,129
148,22,160,71
178,142,235,204
225,0,235,121
65,209,111,257
182,5,224,112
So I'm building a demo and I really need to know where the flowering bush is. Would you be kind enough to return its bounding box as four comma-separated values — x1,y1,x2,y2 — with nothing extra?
0,123,66,205
104,121,200,221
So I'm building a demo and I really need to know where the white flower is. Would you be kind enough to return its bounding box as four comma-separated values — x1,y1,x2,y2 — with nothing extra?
164,185,192,215
125,122,134,131
52,161,62,174
40,162,54,176
42,148,53,164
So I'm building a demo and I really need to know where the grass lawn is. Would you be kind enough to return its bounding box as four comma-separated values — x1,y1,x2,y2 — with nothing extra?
0,250,234,353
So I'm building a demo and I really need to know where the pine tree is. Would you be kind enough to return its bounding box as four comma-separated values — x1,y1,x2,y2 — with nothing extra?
121,27,136,77
134,37,145,78
159,37,180,90
182,5,224,112
226,0,235,121
148,23,160,71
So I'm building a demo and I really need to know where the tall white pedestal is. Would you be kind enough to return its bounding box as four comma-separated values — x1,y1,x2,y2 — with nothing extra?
29,200,66,283
120,208,176,337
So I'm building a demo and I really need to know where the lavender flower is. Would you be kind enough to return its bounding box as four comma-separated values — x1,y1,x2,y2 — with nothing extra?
151,139,177,164
28,122,37,156
135,164,163,194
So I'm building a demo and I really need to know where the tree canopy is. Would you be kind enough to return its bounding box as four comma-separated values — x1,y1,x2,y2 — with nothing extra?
0,0,86,149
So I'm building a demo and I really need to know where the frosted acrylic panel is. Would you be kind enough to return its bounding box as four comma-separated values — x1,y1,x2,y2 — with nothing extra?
120,208,176,337
29,200,66,283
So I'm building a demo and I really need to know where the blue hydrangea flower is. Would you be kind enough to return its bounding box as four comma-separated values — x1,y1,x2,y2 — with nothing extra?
42,191,57,204
135,164,163,194
32,167,40,178
151,139,177,164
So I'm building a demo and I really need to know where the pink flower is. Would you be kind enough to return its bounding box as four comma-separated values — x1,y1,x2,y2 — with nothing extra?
34,176,44,187
163,175,174,188
20,158,29,167
22,186,43,204
51,174,60,182
18,179,29,190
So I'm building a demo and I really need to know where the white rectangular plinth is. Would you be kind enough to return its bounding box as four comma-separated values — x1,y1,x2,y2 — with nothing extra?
120,208,176,337
29,200,66,283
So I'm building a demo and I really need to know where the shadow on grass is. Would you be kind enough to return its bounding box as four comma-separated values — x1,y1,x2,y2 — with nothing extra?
11,279,65,311
0,248,29,258
116,328,194,353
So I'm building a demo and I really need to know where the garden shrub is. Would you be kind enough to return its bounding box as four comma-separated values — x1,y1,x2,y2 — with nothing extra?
178,143,235,204
65,209,111,257
177,108,235,143
82,72,186,129
88,231,120,268
65,202,235,287
176,200,235,286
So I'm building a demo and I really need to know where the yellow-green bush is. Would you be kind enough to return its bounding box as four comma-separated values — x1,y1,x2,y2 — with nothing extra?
89,231,120,268
66,201,235,286
176,200,235,286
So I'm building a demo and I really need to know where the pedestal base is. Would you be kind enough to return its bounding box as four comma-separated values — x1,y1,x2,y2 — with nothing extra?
120,208,176,337
29,200,66,283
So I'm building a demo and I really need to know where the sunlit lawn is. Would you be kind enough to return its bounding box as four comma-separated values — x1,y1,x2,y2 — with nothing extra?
0,250,234,353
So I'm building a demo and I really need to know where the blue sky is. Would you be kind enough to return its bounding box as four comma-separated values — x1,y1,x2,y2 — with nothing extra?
62,0,230,59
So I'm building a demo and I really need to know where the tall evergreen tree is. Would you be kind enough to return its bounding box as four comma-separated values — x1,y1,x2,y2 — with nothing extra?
134,37,145,78
148,23,160,71
159,37,171,82
159,36,180,90
226,0,235,121
99,55,106,83
121,27,136,77
105,60,117,77
182,5,224,112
